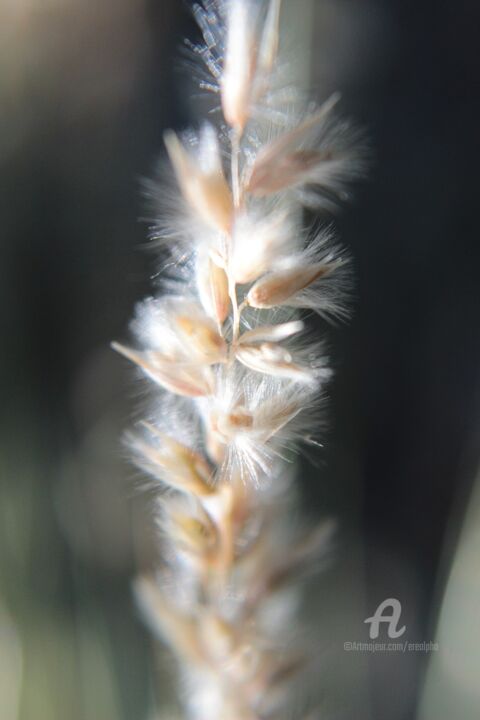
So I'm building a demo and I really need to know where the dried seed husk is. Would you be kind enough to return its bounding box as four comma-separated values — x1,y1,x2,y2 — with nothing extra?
175,313,227,363
245,94,340,196
164,130,233,232
248,149,332,196
221,1,258,132
112,342,213,397
197,254,231,326
246,261,340,309
136,423,214,496
166,507,218,556
239,320,304,344
236,342,314,382
256,0,282,81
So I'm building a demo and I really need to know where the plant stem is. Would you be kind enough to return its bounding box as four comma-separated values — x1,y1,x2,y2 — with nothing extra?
229,129,242,346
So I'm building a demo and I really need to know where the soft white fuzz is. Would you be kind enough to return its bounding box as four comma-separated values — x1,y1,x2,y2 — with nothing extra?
115,1,362,718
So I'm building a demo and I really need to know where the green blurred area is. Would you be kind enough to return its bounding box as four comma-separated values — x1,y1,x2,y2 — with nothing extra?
0,1,177,717
0,410,158,720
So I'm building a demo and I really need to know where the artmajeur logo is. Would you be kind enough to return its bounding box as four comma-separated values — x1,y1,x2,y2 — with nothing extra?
343,598,438,653
364,598,406,639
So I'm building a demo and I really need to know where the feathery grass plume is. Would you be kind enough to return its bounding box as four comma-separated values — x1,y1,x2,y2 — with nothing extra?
114,1,363,717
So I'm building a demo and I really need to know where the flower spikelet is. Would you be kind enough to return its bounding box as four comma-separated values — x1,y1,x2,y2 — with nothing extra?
114,1,363,717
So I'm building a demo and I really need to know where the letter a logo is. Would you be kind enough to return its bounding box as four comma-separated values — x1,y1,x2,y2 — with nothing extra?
364,598,406,639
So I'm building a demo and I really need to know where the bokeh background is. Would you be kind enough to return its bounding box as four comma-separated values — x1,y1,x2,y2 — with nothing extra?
1,1,479,719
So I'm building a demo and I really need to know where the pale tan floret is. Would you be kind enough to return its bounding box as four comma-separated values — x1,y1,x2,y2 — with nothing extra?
246,259,342,309
236,342,315,382
256,0,282,83
221,0,282,134
245,94,340,196
133,422,214,496
238,320,304,344
111,342,214,397
164,129,233,233
196,253,231,326
175,314,227,362
221,1,258,133
164,504,218,557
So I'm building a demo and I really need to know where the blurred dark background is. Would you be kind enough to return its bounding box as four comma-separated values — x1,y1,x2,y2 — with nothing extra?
1,1,479,719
